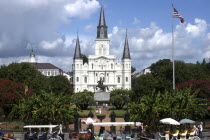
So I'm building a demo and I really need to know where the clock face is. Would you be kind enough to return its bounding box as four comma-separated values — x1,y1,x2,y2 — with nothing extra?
100,58,105,65
99,44,105,48
98,44,106,55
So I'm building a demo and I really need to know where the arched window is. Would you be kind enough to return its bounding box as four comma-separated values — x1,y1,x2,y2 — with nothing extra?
76,77,79,82
84,77,87,83
92,64,94,69
103,47,106,55
118,77,120,83
99,47,102,55
126,77,128,82
111,64,113,69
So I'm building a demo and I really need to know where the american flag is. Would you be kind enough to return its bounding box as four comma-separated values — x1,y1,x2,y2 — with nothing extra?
173,7,184,23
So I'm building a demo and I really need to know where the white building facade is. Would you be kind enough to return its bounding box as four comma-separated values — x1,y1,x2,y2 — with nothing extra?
72,6,131,93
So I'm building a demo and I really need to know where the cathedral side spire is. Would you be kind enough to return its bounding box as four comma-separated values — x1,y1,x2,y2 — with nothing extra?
122,29,131,59
97,5,108,39
74,36,82,59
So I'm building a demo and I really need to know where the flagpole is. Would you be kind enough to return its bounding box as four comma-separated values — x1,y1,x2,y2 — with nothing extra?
172,3,175,90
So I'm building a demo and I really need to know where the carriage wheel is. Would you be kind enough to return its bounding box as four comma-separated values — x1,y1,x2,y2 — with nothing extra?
57,135,62,140
193,136,201,140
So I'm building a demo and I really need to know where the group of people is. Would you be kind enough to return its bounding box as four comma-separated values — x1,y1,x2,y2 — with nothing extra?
193,122,203,137
96,102,109,114
49,122,63,134
102,103,109,110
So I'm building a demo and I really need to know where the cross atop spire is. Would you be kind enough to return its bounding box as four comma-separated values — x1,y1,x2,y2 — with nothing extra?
74,36,82,59
122,29,131,59
97,5,108,39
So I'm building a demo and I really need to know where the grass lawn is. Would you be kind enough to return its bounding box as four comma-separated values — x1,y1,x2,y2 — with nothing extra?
75,106,127,117
108,110,126,117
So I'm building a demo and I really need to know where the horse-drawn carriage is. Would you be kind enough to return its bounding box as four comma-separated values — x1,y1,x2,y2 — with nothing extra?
23,125,63,140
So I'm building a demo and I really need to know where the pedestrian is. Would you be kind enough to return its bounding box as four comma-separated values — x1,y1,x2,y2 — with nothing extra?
120,126,124,135
58,123,63,134
199,122,203,137
99,107,102,114
49,122,52,135
96,107,99,114
103,103,105,109
105,103,108,110
140,123,144,135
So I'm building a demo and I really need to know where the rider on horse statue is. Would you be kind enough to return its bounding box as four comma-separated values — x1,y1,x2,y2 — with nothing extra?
96,78,108,91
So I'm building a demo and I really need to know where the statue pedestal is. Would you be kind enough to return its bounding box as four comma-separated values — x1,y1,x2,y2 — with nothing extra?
94,92,110,101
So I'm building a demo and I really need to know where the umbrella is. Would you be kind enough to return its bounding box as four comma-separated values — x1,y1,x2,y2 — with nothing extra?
160,118,180,125
179,119,195,124
81,117,99,125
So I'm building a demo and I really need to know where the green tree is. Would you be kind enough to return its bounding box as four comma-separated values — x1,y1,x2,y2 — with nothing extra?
71,90,94,110
49,75,72,95
9,91,74,123
140,59,210,94
131,66,136,73
130,91,171,129
187,63,209,80
82,54,88,64
132,73,158,101
172,88,209,120
130,88,209,130
110,89,131,109
0,62,49,93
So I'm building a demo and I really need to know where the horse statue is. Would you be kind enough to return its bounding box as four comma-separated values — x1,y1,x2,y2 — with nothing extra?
96,78,108,91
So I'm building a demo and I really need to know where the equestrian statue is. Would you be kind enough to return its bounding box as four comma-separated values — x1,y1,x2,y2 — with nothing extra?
96,78,108,91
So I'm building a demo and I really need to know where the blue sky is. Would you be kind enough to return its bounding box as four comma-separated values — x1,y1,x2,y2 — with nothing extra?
0,0,209,72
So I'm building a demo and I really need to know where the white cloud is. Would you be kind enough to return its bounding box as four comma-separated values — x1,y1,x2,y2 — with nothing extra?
107,20,210,71
84,24,95,33
0,0,100,60
203,51,210,58
39,38,64,50
0,1,209,72
185,18,207,38
132,17,140,25
65,0,100,19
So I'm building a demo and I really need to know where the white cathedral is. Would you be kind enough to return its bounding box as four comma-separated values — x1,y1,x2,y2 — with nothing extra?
72,6,131,93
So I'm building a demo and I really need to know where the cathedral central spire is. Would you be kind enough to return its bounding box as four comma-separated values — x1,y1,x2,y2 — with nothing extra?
97,5,108,39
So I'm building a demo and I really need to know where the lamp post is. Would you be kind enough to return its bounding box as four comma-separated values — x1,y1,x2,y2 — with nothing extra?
110,98,116,133
88,98,94,118
75,98,78,112
124,97,130,133
74,98,79,132
126,97,129,112
112,98,115,113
